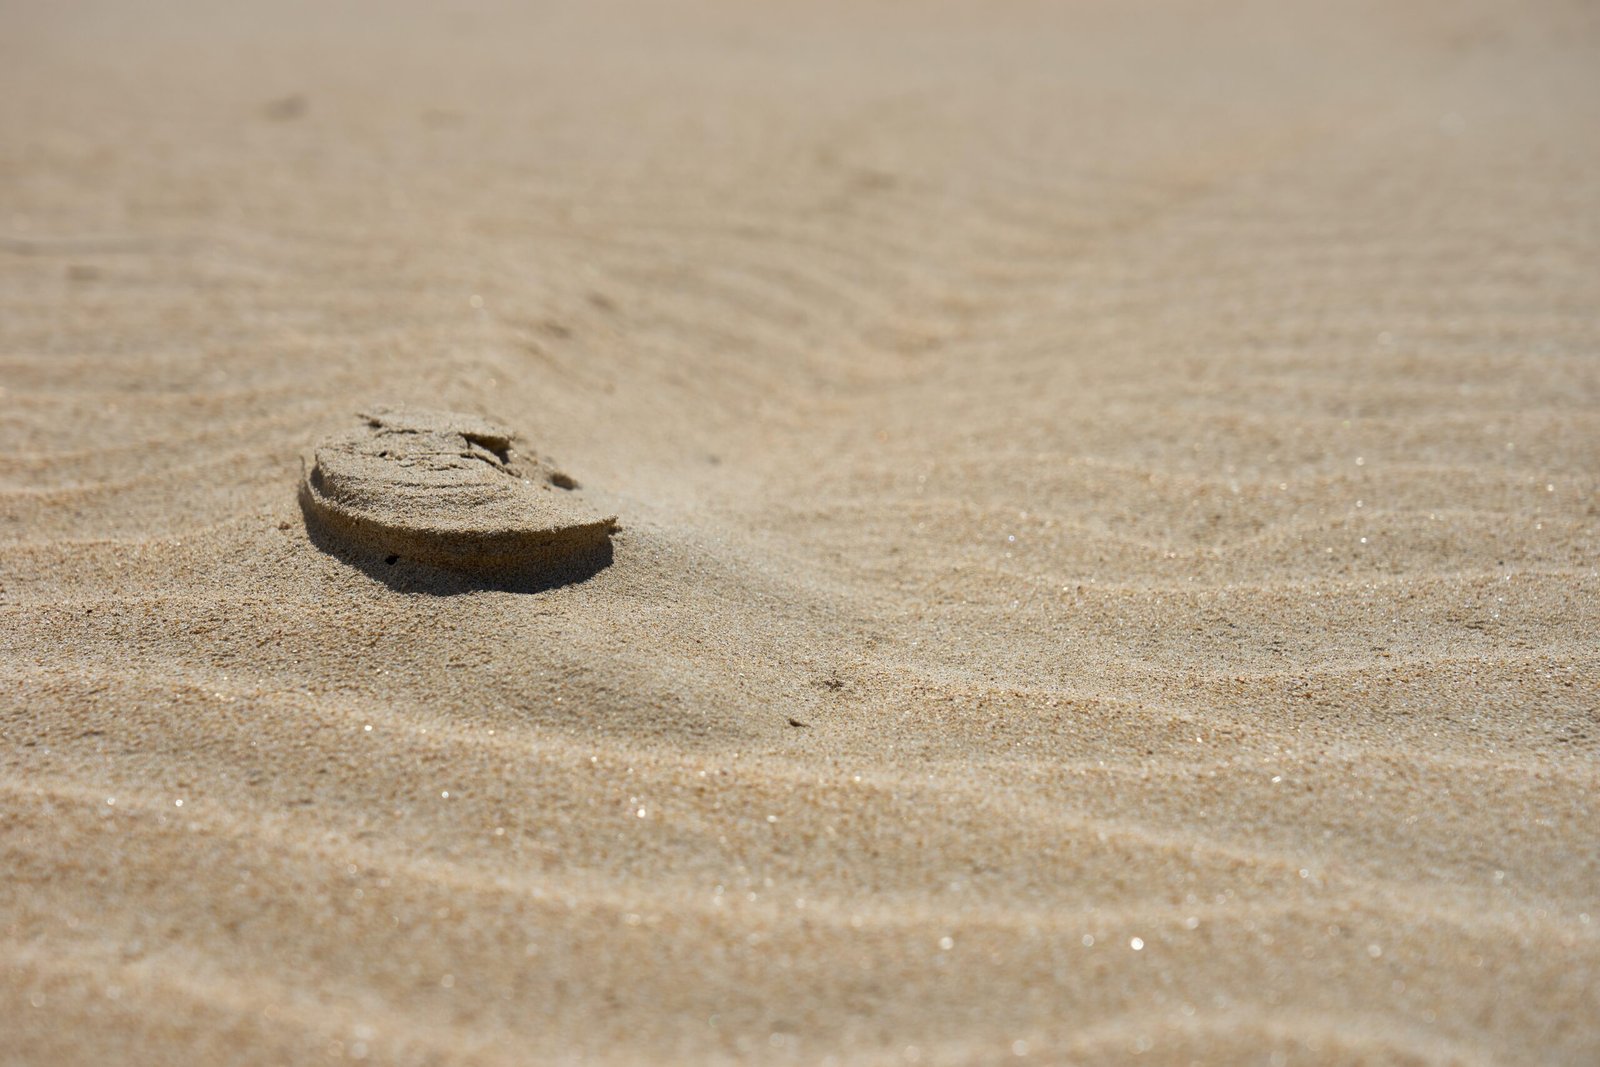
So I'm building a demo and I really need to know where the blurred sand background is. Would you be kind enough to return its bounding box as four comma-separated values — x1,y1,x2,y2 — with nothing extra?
3,1,1599,1063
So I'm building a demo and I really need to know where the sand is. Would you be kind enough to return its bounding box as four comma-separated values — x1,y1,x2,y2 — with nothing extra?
2,0,1598,1064
299,407,615,585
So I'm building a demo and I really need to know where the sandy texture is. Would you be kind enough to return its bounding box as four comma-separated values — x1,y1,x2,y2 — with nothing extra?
3,1,1599,1064
300,407,614,585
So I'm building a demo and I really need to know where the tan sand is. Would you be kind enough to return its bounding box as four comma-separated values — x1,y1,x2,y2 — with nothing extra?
2,0,1598,1063
300,407,615,584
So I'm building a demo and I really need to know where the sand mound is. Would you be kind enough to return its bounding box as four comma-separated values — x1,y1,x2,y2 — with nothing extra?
300,407,616,579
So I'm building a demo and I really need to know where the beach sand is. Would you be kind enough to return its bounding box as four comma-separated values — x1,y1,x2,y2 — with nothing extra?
3,1,1598,1063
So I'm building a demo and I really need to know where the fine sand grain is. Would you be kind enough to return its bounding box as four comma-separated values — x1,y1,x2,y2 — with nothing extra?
3,1,1599,1064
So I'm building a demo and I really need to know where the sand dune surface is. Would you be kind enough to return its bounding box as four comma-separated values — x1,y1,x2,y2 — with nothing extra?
3,1,1599,1063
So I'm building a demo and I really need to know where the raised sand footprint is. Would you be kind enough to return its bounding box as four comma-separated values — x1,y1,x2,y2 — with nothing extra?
300,407,616,577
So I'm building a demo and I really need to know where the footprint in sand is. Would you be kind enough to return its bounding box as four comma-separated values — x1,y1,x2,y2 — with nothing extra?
300,407,616,579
